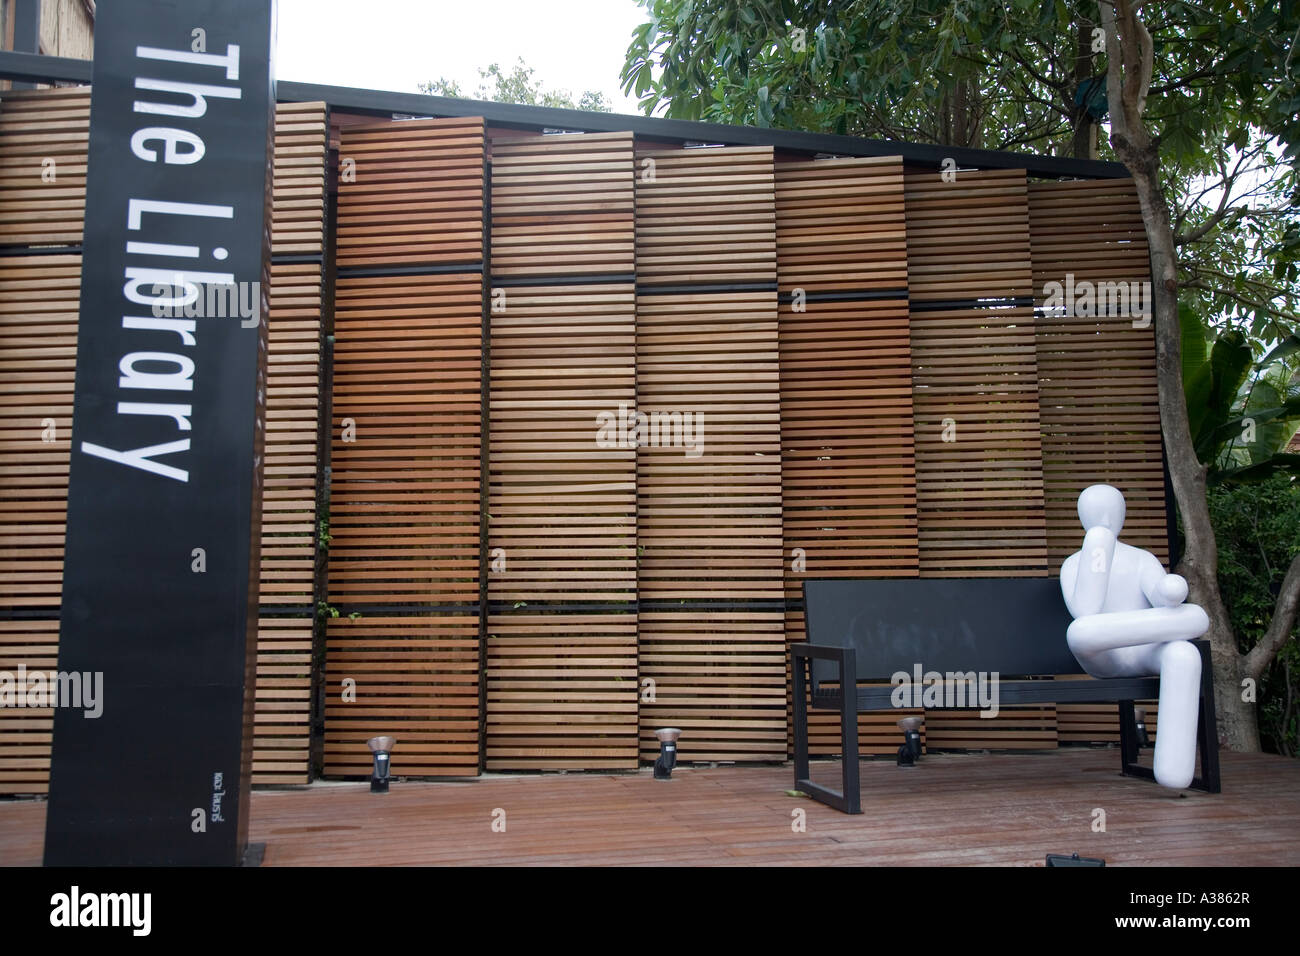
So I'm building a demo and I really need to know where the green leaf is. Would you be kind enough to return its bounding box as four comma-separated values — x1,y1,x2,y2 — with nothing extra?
1194,329,1254,461
1211,454,1300,484
1259,333,1300,368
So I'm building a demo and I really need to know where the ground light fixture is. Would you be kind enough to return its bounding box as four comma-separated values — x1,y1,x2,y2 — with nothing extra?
654,728,682,780
1046,853,1106,866
897,716,923,767
1134,707,1151,748
367,735,396,793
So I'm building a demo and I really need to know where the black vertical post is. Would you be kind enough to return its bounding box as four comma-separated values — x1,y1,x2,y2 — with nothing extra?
838,648,861,814
44,0,277,866
1195,640,1222,793
11,0,41,90
792,649,809,788
1117,699,1139,775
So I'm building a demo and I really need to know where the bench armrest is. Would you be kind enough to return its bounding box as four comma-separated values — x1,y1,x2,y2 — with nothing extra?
791,642,856,698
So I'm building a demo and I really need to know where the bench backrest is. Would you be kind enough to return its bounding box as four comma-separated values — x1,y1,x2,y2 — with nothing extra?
802,578,1082,681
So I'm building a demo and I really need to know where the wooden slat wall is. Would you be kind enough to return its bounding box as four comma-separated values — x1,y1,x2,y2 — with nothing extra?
635,147,786,762
1030,178,1164,742
0,87,87,246
485,132,639,770
775,156,921,755
0,91,1172,783
324,117,486,777
0,92,330,791
904,168,1054,749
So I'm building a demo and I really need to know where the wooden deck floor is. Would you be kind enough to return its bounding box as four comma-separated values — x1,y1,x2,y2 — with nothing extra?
3,749,1298,866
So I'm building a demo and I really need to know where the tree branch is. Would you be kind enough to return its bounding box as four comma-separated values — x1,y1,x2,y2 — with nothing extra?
1246,550,1300,679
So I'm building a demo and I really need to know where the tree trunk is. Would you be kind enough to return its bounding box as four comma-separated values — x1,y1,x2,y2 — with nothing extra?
1098,0,1259,751
1071,17,1098,160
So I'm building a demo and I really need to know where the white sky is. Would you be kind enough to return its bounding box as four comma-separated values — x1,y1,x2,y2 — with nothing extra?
274,0,649,113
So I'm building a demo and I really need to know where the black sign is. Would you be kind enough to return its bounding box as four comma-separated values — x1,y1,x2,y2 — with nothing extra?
44,0,276,865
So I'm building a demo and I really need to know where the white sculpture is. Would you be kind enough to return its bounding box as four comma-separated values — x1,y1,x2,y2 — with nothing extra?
1059,484,1209,789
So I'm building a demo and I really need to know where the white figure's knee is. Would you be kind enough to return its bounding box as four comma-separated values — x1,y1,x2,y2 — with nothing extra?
1066,616,1106,655
1159,640,1202,680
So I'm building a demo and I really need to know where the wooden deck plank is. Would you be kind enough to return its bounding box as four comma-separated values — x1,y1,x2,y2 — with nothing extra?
2,750,1296,866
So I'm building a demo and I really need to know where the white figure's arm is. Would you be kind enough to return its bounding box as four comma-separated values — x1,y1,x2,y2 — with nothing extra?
1138,552,1189,608
1066,526,1116,618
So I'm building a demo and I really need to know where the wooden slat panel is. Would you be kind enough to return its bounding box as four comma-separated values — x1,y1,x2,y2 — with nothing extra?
272,101,328,256
777,156,917,589
488,133,636,606
1029,178,1166,569
329,118,485,608
252,618,313,784
0,87,88,246
335,118,486,269
1029,178,1166,744
323,615,480,776
260,261,323,609
635,145,777,286
634,146,785,761
905,168,1048,577
635,149,782,600
637,610,787,762
0,620,57,794
0,254,79,609
325,117,486,777
328,270,483,605
905,168,1050,749
489,131,634,277
485,613,639,770
484,133,639,770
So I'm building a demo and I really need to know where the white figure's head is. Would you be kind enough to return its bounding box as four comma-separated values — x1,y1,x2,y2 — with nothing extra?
1078,483,1126,533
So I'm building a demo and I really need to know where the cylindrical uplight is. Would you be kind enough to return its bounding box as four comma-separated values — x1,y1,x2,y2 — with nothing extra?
367,735,396,793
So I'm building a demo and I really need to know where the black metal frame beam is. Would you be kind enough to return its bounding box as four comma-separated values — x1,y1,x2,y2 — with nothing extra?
0,50,1130,180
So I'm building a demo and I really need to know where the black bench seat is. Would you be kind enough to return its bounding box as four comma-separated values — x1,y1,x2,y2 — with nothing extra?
792,578,1220,814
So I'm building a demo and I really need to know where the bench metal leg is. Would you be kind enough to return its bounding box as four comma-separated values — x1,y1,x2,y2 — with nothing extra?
1118,641,1221,793
1194,640,1221,793
792,646,860,814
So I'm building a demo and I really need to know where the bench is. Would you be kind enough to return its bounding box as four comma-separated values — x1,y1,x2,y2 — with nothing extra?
792,577,1221,813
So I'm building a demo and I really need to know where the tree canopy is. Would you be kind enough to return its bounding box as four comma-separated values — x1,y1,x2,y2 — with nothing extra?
422,57,613,112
